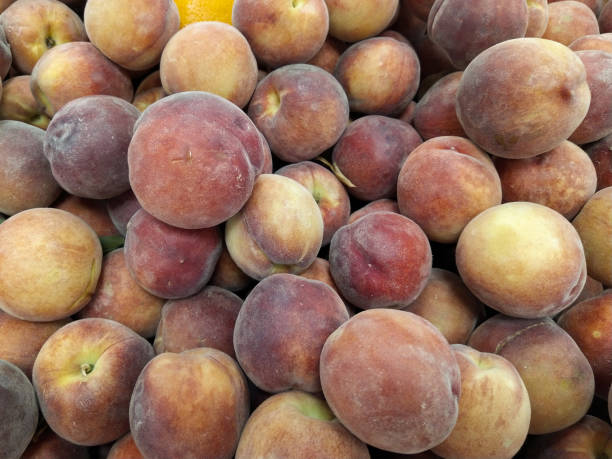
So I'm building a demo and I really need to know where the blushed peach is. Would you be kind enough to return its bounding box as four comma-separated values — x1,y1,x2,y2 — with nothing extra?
54,194,120,237
106,189,141,236
107,433,143,459
325,0,399,42
570,32,612,52
542,0,599,46
585,133,612,190
21,427,90,459
209,243,253,293
526,0,549,37
347,198,399,224
0,76,50,129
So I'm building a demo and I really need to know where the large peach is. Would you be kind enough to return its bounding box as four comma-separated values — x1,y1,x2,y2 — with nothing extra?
0,207,102,321
456,37,591,159
329,211,432,309
129,348,250,459
320,308,460,454
456,202,587,318
33,318,155,445
234,273,348,393
225,174,323,280
397,136,502,243
542,0,600,46
84,0,179,71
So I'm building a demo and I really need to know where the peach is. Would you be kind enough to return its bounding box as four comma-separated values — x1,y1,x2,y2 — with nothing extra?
33,318,155,445
572,275,605,307
569,50,612,144
403,0,435,21
54,194,120,237
0,207,102,321
235,391,370,459
526,0,549,37
428,0,529,69
431,345,531,459
128,91,266,229
276,160,351,245
0,310,69,378
306,35,347,73
558,290,612,399
124,209,222,299
468,315,595,434
129,348,250,459
0,0,87,74
413,34,455,78
456,202,587,318
107,433,143,459
519,414,612,458
225,174,323,280
331,115,422,201
572,187,612,286
44,95,140,199
0,120,61,216
397,136,502,243
234,273,348,393
76,249,164,338
542,0,600,45
402,269,484,345
601,1,612,32
329,211,432,309
412,71,466,140
134,70,161,95
30,41,133,118
494,140,597,219
320,308,461,454
0,76,50,129
248,64,349,163
0,359,38,459
570,32,612,52
585,133,612,190
106,189,141,236
347,198,399,224
297,257,340,294
21,427,90,459
131,86,166,112
209,243,253,293
84,0,179,71
325,0,398,42
232,0,329,69
456,37,591,159
551,0,604,14
154,285,242,357
0,21,10,78
159,21,257,108
334,36,420,115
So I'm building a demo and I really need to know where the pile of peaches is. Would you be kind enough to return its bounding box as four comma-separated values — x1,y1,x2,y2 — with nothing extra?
0,0,611,457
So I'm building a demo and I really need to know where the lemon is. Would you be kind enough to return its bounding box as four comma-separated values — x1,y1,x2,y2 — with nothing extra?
173,0,234,27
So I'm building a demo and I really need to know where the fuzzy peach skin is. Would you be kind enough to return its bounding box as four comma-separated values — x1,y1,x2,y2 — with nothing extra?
248,64,349,163
329,211,431,310
30,41,133,118
132,86,166,112
402,269,484,345
572,187,612,287
128,91,267,229
0,0,87,74
54,194,120,237
21,427,90,459
0,120,61,216
209,243,253,293
412,71,466,140
347,198,399,224
124,209,222,299
0,359,38,459
107,433,144,459
306,35,347,73
494,140,597,219
542,0,599,46
76,249,164,338
331,115,422,202
558,290,612,399
298,257,340,294
431,345,531,459
225,174,323,280
518,414,612,458
234,273,348,393
0,207,102,322
0,76,50,129
468,315,595,435
154,285,242,357
525,0,549,37
325,0,398,42
456,202,587,318
160,21,257,108
129,348,250,459
232,0,329,69
456,37,590,159
320,308,460,454
569,50,612,145
427,0,528,70
585,133,612,190
397,136,502,244
570,32,612,52
84,0,179,71
44,95,140,200
235,391,370,459
334,36,420,115
0,311,69,379
276,161,351,246
32,318,155,446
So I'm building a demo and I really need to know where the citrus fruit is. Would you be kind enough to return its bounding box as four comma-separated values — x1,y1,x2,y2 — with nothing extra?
173,0,234,27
